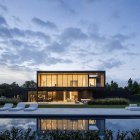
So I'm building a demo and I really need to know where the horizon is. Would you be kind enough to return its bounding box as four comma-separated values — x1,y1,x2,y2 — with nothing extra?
0,0,140,86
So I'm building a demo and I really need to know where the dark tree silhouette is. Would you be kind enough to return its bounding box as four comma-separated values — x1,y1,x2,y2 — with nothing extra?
22,80,37,88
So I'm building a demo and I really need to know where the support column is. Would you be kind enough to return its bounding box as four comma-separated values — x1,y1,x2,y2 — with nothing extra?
70,91,72,100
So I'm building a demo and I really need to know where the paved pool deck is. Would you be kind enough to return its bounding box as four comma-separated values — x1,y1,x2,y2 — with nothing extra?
0,108,140,119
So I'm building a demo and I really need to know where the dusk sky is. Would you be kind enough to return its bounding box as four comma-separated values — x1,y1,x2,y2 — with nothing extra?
0,0,140,86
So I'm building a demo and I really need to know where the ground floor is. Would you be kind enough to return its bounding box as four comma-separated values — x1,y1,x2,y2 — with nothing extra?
37,119,105,131
28,90,93,102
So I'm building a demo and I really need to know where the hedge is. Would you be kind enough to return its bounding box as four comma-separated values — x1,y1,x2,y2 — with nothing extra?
88,98,130,105
0,98,20,105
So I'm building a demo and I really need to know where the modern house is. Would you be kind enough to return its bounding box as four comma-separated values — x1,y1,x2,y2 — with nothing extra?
28,70,105,102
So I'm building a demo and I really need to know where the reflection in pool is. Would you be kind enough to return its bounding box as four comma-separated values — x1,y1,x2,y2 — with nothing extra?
0,118,140,132
106,119,140,131
0,119,36,131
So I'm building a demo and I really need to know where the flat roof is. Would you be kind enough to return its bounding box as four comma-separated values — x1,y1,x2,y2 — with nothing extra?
0,108,140,119
37,70,105,73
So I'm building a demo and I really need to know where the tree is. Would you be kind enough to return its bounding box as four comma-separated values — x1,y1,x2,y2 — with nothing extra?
132,81,139,94
22,80,37,88
110,80,118,91
127,78,133,91
105,81,118,91
10,82,19,89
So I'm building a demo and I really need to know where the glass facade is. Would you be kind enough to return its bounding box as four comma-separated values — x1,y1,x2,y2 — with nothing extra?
28,90,93,102
38,72,105,87
28,91,37,102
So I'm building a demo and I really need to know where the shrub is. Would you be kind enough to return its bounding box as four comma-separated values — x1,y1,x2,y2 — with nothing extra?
0,98,20,105
88,98,130,105
0,128,140,140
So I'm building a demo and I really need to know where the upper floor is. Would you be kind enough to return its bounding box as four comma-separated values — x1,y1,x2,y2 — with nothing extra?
37,71,105,88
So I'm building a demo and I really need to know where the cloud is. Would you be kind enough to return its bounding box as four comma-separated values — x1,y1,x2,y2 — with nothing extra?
93,33,133,52
12,16,22,25
112,33,131,42
105,40,125,52
87,0,103,3
0,4,7,12
48,0,76,14
98,59,123,69
57,0,76,14
0,15,8,26
111,11,120,19
60,27,88,42
32,17,57,29
24,30,50,41
0,26,50,42
47,41,69,53
0,38,72,71
123,52,140,56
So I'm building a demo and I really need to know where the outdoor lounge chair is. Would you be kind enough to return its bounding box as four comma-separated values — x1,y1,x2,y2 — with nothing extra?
125,104,140,111
9,102,25,111
24,103,38,111
0,103,13,111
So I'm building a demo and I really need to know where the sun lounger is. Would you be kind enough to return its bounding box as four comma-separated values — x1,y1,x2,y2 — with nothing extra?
128,107,140,111
0,103,13,111
125,104,140,111
24,103,38,111
9,102,25,111
129,104,137,107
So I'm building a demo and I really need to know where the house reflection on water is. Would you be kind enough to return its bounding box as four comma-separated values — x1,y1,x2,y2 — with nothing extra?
37,119,105,131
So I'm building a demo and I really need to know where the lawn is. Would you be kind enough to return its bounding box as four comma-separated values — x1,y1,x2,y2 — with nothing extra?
0,102,140,108
38,104,127,108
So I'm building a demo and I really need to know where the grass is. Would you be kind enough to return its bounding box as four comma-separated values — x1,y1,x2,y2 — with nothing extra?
38,104,127,108
0,102,140,108
38,101,140,108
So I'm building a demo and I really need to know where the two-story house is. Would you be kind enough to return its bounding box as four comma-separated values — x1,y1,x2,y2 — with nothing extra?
28,70,105,103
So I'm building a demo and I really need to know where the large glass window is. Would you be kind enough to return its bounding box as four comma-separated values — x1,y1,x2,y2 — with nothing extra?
58,74,63,87
78,75,83,87
82,75,88,87
41,74,46,87
46,74,51,87
38,72,105,88
52,75,57,87
68,74,73,87
72,74,78,87
63,74,68,87
89,78,96,87
28,91,37,102
48,92,53,101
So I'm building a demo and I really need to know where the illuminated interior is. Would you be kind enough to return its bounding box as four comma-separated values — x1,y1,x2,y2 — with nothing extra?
38,73,105,88
28,90,93,102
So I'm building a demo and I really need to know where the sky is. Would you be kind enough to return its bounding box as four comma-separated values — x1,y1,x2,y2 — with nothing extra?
0,0,140,86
